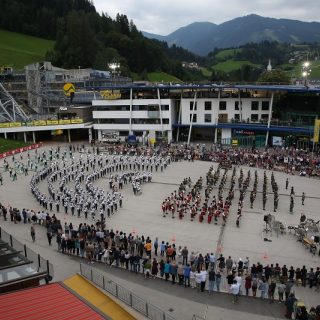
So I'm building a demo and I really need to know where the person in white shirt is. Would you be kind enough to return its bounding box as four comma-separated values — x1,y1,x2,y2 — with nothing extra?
234,273,242,295
195,270,202,291
200,268,208,292
190,270,196,288
230,280,240,303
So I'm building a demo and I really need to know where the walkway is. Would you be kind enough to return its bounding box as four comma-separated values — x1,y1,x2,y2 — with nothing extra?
64,274,136,320
81,259,284,320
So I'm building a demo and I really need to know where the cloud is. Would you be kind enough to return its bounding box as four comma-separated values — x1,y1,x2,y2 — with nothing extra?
93,0,320,35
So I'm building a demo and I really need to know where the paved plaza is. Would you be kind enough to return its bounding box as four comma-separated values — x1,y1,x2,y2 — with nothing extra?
0,142,319,319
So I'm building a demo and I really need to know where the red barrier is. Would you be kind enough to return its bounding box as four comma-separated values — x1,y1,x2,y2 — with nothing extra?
0,142,43,159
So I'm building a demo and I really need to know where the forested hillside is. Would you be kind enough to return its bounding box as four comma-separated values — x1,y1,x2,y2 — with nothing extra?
0,0,196,79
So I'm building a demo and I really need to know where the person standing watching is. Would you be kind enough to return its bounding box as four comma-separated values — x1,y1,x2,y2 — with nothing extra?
31,224,36,242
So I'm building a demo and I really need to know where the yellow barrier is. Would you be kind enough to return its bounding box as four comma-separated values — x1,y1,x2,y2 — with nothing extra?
0,122,10,128
314,119,320,143
10,122,21,127
46,120,59,125
59,119,71,124
70,118,83,124
0,118,84,128
34,120,47,126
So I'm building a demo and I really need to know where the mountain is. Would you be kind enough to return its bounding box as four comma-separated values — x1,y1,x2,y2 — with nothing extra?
143,22,217,55
143,14,320,56
142,31,166,42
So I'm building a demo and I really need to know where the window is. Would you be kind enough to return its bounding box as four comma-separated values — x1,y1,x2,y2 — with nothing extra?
251,114,259,122
98,119,130,124
204,114,212,123
190,101,197,110
219,101,227,110
94,105,130,111
235,101,240,110
162,118,170,124
261,114,269,120
204,101,212,110
132,118,160,124
251,101,259,110
190,114,197,123
262,101,269,110
161,105,169,111
234,114,240,121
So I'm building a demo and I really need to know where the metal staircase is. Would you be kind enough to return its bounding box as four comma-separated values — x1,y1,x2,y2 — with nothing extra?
0,82,30,122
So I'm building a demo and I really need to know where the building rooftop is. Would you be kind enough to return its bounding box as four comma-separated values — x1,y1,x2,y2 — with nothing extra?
88,83,320,93
0,283,105,320
0,229,53,293
0,239,44,285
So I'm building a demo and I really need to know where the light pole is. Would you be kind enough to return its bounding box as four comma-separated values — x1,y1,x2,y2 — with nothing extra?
108,62,120,85
302,61,311,87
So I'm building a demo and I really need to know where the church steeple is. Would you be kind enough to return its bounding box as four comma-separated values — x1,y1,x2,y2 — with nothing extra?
267,58,272,72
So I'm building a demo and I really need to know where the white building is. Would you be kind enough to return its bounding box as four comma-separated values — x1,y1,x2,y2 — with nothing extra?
92,88,175,142
92,85,273,144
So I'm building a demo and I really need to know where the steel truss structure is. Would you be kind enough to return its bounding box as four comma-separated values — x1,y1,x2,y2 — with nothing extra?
0,82,29,122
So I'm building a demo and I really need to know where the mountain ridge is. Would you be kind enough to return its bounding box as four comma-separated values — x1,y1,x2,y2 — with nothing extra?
143,14,320,56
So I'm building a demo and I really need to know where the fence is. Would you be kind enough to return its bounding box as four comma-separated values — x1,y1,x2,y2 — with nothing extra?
0,227,54,278
80,263,175,320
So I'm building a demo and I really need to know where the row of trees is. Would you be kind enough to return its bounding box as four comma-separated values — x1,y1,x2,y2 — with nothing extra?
0,0,95,39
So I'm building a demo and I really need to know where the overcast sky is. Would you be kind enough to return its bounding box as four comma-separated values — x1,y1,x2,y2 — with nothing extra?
93,0,320,35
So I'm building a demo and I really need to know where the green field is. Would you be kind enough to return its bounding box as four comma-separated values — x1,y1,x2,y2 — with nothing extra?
0,29,54,70
0,138,31,153
215,48,242,60
147,72,181,83
212,60,261,73
131,71,181,83
279,63,295,71
201,67,212,77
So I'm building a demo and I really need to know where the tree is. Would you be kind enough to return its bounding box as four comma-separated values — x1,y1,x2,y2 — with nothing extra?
258,69,290,84
140,69,149,81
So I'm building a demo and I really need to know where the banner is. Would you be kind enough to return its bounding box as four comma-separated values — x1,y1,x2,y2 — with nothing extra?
0,118,84,128
0,143,43,160
272,136,283,146
313,119,320,143
100,90,121,100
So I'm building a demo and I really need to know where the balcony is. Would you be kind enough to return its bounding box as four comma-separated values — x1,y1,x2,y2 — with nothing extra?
218,118,314,128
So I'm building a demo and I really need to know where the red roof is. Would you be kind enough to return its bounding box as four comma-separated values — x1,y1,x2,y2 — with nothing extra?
0,283,104,320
